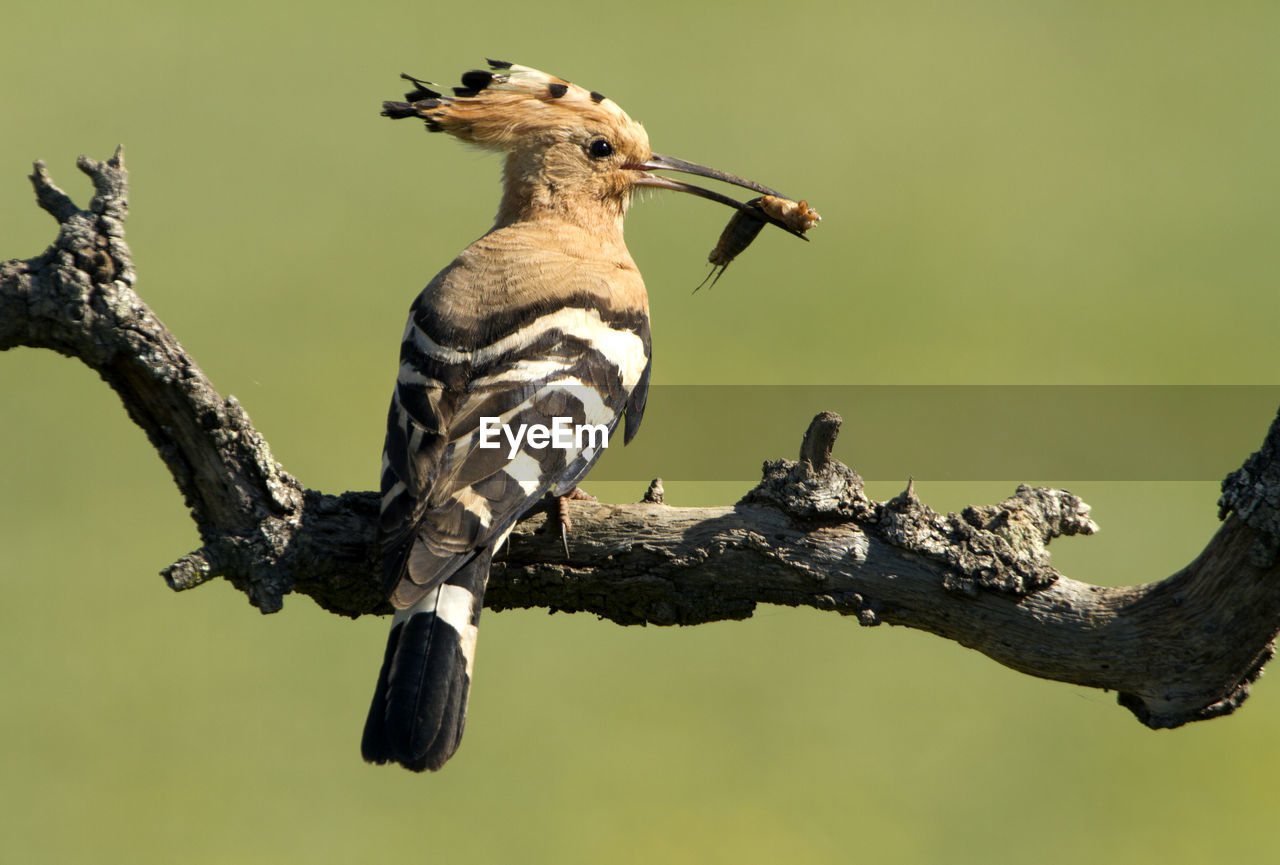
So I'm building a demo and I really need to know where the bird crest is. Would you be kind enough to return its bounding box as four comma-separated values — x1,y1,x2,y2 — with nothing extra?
383,59,646,155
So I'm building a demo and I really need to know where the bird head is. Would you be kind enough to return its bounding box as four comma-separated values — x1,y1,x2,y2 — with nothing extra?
383,60,800,237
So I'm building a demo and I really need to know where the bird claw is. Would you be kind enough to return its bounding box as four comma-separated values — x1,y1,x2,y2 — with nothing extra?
555,487,597,558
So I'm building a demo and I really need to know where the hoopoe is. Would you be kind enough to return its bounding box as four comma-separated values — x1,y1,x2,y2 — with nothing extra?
362,60,802,772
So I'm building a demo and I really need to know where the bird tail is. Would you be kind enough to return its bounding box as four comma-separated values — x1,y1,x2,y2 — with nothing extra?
361,550,491,771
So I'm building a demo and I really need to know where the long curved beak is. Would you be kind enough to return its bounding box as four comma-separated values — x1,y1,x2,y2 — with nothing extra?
623,153,808,240
634,154,788,198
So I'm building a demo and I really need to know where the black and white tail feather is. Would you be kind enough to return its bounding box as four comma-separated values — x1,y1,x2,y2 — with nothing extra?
361,549,490,771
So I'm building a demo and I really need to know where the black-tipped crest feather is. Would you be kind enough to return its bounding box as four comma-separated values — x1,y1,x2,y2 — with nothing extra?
381,101,419,119
399,73,441,101
460,69,494,91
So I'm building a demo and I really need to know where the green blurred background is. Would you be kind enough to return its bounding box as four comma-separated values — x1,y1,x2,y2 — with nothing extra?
3,1,1278,862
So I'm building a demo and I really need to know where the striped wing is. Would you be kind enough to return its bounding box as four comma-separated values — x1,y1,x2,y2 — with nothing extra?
380,302,651,608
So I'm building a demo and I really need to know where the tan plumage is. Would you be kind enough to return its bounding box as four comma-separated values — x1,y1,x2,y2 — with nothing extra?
412,219,648,344
364,59,813,772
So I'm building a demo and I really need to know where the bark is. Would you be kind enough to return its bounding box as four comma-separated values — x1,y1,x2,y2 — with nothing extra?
5,150,1280,730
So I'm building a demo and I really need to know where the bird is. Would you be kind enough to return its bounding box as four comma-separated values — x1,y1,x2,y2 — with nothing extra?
362,59,802,772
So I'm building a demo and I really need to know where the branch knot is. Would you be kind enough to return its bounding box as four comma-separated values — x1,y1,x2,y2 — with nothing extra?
740,412,875,520
879,483,1095,597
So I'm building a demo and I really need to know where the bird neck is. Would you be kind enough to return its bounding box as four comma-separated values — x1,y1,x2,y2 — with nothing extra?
493,152,628,242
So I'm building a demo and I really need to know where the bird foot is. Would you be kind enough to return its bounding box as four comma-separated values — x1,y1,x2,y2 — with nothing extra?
555,487,597,557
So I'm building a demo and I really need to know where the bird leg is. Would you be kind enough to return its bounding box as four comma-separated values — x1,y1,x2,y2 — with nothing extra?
555,487,598,558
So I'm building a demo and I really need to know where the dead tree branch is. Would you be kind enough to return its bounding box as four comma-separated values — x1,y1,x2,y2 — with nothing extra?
5,151,1280,731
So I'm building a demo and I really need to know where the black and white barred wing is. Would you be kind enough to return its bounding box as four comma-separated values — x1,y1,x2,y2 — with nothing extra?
379,304,651,608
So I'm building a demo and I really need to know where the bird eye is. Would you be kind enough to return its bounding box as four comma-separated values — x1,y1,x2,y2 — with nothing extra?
588,138,614,159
